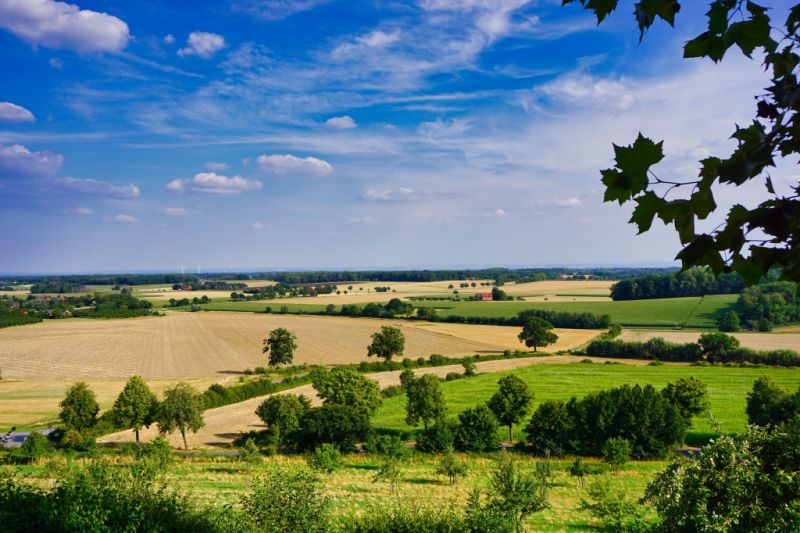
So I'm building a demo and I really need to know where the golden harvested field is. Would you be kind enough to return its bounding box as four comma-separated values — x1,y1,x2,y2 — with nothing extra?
100,354,650,449
0,312,598,381
619,329,800,352
134,280,276,301
412,323,599,353
0,378,217,430
274,279,614,304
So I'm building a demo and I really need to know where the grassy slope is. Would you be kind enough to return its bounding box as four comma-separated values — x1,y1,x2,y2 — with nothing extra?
372,362,800,443
413,294,739,328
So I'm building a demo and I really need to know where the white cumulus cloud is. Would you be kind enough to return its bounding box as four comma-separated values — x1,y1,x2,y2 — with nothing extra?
178,32,226,59
166,172,262,194
0,0,130,53
256,154,333,175
0,143,63,177
0,102,34,122
324,115,357,129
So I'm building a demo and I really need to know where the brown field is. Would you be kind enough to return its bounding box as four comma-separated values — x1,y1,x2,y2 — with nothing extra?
619,329,800,352
0,378,218,430
100,354,654,449
0,312,598,381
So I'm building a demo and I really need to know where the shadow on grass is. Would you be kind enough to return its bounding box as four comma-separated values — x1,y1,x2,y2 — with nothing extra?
405,477,443,486
348,464,379,471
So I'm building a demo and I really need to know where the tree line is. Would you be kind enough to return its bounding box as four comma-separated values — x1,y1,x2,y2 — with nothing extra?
586,332,800,367
610,269,744,300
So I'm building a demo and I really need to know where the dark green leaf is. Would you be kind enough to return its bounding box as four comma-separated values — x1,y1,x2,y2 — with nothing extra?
630,191,664,233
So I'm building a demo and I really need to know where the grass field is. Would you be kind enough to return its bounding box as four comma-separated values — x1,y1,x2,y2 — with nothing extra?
371,363,800,443
16,451,661,532
412,294,739,328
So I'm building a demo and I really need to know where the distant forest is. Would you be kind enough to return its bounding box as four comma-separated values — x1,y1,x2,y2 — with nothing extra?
611,270,745,301
1,267,678,287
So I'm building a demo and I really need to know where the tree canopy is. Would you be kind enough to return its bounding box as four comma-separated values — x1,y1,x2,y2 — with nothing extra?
59,382,99,432
367,326,405,361
567,0,800,285
112,376,158,444
487,375,534,442
400,370,447,430
156,383,205,450
262,327,297,366
518,317,558,352
311,367,382,416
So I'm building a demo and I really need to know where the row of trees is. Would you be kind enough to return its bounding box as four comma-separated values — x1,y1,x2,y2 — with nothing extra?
58,378,205,449
586,332,800,367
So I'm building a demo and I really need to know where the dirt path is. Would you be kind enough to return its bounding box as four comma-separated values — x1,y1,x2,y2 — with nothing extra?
99,355,661,449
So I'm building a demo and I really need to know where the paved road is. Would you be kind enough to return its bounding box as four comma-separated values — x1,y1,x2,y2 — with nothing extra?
1,429,54,448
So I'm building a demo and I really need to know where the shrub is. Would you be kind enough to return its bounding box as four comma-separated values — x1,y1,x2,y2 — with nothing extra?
416,417,456,453
307,443,343,477
335,503,463,532
296,404,370,453
429,354,447,366
436,452,468,485
602,438,631,472
381,385,404,398
445,372,463,381
11,432,53,463
454,406,499,453
365,434,408,459
238,438,261,464
462,360,476,377
580,477,646,531
255,394,311,445
242,467,330,532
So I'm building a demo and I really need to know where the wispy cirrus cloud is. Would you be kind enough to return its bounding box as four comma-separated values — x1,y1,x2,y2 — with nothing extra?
56,176,140,198
233,0,333,20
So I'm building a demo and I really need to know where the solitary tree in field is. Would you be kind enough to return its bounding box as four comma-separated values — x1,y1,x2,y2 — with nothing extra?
490,454,548,533
518,317,558,352
401,370,446,430
112,375,158,444
374,457,403,495
488,375,533,442
367,326,405,361
263,327,297,366
59,381,99,432
156,382,205,450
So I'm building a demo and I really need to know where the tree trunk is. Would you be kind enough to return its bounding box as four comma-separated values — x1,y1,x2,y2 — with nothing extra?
508,425,513,442
135,428,140,445
181,428,188,450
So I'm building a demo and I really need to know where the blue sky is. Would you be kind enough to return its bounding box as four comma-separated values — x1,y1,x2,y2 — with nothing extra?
0,0,790,273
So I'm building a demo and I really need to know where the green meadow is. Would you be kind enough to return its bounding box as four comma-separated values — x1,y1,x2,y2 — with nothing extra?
372,362,800,445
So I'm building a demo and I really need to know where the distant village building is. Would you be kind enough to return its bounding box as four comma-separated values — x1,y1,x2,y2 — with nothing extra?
475,292,493,301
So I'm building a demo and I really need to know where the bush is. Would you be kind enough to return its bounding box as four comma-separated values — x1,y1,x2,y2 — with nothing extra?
307,443,343,477
454,406,499,453
334,503,463,532
242,467,330,532
10,432,53,463
429,354,447,366
436,452,468,485
295,404,370,453
445,372,463,381
381,385,404,398
255,394,311,445
602,437,631,472
365,434,409,459
462,360,476,377
580,477,646,531
238,438,262,464
416,417,456,453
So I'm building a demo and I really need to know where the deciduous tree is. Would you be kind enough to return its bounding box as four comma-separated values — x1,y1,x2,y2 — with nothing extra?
518,317,558,352
367,326,405,361
487,375,533,442
59,382,99,432
262,327,297,366
112,375,158,445
156,383,205,450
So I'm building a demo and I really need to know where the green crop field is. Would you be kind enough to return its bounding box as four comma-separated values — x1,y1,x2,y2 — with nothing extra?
372,362,800,444
413,294,739,328
183,300,331,314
